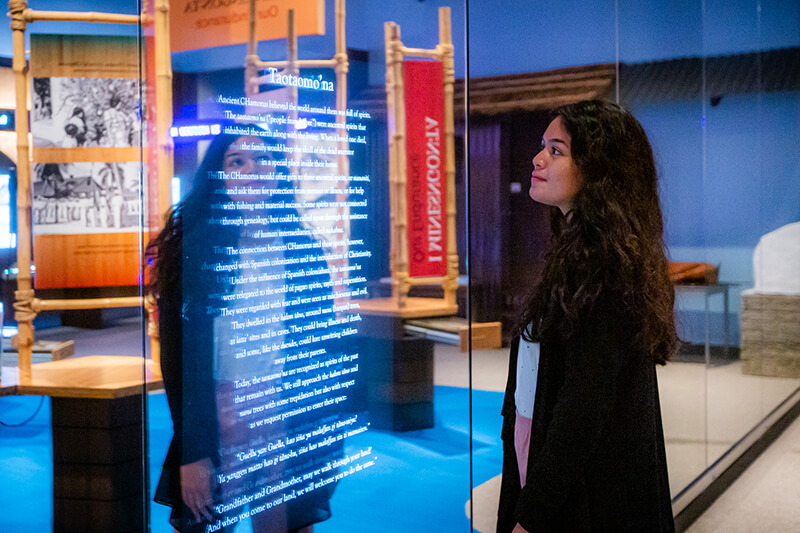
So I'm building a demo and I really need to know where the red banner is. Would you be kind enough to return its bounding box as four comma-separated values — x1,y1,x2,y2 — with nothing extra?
404,60,446,278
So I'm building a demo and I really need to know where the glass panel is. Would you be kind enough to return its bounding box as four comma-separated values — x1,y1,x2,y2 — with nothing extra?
700,0,759,472
616,0,710,497
0,2,148,532
747,1,800,424
145,2,470,533
701,0,800,474
468,2,800,529
614,0,800,503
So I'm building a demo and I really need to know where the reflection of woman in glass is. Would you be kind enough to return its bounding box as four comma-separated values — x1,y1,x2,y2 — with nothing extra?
149,131,239,532
151,128,340,533
497,100,677,533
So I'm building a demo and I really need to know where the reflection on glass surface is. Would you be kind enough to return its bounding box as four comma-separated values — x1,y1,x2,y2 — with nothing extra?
154,123,365,531
148,2,470,533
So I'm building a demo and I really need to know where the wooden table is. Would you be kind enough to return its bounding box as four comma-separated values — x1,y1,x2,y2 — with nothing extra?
675,283,733,363
355,296,459,318
404,317,502,352
1,354,162,398
1,356,162,533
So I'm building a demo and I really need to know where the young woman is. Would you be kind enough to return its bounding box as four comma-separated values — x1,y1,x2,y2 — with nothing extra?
497,100,677,533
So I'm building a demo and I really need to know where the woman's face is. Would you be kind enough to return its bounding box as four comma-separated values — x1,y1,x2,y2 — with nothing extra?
530,117,582,214
222,136,274,175
221,135,278,197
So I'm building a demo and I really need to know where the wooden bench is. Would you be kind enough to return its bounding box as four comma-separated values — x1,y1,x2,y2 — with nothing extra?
3,339,75,366
404,317,502,352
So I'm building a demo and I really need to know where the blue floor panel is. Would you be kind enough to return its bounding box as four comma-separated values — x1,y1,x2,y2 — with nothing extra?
1,386,504,532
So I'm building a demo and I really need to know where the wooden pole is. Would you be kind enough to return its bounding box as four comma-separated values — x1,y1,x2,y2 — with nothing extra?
244,0,257,97
335,0,348,106
9,0,33,383
149,0,173,366
384,23,396,306
398,46,437,57
385,22,409,308
334,0,350,298
33,297,143,313
285,7,302,214
248,0,256,58
252,58,336,70
23,10,139,24
439,7,458,307
287,9,299,111
154,0,173,225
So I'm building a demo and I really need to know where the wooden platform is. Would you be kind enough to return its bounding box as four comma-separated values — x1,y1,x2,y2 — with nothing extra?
356,297,459,319
0,355,162,398
405,317,502,352
0,355,163,533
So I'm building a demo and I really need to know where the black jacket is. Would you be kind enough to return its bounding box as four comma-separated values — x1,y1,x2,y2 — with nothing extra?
497,300,674,533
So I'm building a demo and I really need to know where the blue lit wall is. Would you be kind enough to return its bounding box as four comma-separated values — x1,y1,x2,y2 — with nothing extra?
2,0,798,343
468,0,799,75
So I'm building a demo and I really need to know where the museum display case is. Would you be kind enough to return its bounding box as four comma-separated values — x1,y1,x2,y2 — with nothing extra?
0,1,798,532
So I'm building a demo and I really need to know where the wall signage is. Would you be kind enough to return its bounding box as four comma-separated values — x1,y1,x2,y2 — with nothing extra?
171,0,325,52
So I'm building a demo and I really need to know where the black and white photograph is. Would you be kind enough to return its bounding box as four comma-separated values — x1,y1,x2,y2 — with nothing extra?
31,77,140,148
32,161,141,235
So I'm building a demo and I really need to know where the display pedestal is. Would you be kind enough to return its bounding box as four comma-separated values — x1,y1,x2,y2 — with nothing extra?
0,356,162,533
361,315,434,431
356,298,456,432
52,395,145,533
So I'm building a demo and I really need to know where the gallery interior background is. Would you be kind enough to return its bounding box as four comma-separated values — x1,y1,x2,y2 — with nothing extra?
0,0,798,531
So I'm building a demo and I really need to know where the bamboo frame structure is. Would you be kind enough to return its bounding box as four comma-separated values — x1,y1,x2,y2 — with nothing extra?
153,0,174,225
145,0,175,365
8,0,173,381
244,0,350,294
245,0,348,133
384,7,458,310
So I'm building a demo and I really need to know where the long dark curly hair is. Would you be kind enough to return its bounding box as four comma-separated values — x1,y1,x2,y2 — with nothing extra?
146,129,254,297
518,100,677,365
